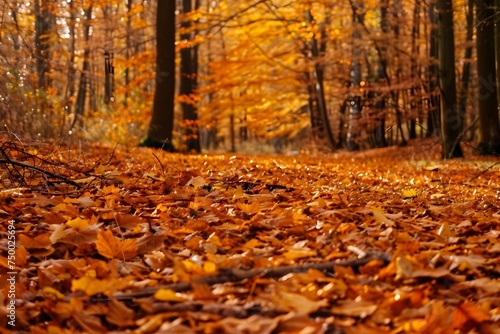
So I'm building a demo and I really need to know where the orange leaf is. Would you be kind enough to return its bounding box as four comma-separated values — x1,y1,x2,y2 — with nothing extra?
452,302,490,330
95,229,136,260
18,233,52,249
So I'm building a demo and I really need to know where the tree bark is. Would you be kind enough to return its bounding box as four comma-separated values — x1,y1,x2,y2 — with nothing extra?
457,0,473,138
71,5,93,131
34,0,52,89
427,2,440,138
180,0,201,152
346,2,363,151
477,0,500,155
437,0,463,158
143,0,176,151
304,10,336,150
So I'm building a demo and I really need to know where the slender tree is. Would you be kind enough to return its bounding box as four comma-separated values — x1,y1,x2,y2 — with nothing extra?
34,0,52,89
71,5,93,131
457,0,474,129
346,1,363,151
477,0,500,154
427,2,440,137
141,0,176,151
180,0,201,152
64,0,77,116
305,9,336,150
437,0,463,158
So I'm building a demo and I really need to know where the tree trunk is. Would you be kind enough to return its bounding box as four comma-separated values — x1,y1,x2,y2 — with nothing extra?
180,0,201,152
34,0,52,89
346,2,363,151
372,0,389,148
495,0,500,150
64,0,76,115
103,5,115,105
71,5,93,131
437,0,463,158
142,0,176,151
457,0,473,137
305,10,336,150
427,2,440,138
408,0,421,140
477,0,500,154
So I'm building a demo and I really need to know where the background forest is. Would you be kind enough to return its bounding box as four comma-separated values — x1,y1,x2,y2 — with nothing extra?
1,0,499,156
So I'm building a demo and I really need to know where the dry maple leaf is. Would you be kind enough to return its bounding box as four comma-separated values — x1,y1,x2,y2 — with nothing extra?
50,216,101,246
95,229,137,260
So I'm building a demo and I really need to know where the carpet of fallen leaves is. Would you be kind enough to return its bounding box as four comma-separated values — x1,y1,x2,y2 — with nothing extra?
1,138,500,333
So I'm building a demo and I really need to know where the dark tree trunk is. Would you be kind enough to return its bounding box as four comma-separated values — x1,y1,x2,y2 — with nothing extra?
180,0,201,152
457,0,473,136
305,10,336,150
103,5,115,105
477,0,500,154
427,2,440,138
408,0,421,140
437,0,463,158
495,0,500,151
372,0,389,148
142,0,176,151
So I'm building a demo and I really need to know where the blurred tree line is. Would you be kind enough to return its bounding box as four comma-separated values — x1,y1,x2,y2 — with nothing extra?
1,0,499,157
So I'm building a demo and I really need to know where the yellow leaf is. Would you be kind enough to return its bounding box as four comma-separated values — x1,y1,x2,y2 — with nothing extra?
66,217,90,231
96,229,136,260
71,276,110,296
203,261,217,274
42,287,65,300
154,288,188,302
206,232,222,247
402,188,418,199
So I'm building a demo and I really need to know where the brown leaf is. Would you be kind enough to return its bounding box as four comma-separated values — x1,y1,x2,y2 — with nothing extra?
331,300,378,318
106,297,136,328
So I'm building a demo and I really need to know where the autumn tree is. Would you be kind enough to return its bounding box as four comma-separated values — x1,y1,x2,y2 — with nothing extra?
305,9,335,150
141,0,176,151
437,0,463,158
476,0,500,155
34,0,53,90
345,1,363,151
426,1,440,138
457,0,474,137
180,0,201,152
71,5,93,130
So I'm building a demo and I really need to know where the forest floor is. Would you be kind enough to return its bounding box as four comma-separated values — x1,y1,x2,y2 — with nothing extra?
0,138,499,333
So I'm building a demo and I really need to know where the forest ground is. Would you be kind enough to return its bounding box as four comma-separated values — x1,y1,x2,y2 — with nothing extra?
0,138,499,333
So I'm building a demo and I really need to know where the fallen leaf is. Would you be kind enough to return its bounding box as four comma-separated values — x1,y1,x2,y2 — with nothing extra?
96,229,137,260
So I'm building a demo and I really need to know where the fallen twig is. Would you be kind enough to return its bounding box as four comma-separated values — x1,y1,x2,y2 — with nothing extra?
114,252,391,300
0,158,81,188
469,161,500,181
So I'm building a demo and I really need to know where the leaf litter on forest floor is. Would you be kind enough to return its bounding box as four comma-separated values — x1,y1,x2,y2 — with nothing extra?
0,139,499,333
